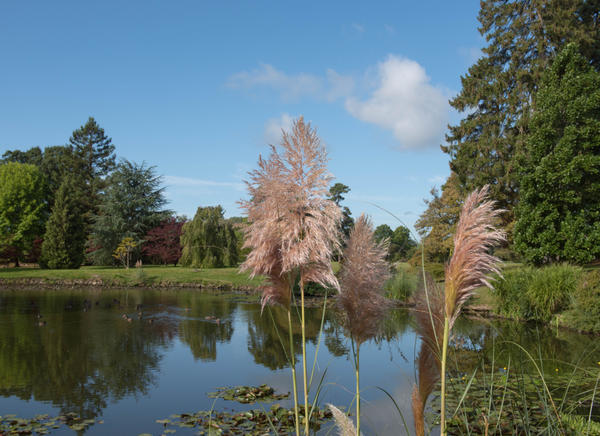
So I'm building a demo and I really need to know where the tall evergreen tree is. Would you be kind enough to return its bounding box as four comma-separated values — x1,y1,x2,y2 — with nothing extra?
514,44,600,264
39,176,86,269
442,0,600,226
179,206,238,268
88,160,168,265
69,117,116,224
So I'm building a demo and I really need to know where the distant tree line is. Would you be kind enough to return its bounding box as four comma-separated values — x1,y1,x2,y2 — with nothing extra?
0,117,241,269
417,0,600,266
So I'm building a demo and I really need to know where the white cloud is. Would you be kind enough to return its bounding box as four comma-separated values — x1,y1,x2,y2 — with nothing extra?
229,55,448,149
227,64,353,102
164,175,244,191
264,113,294,145
345,55,449,149
351,23,365,33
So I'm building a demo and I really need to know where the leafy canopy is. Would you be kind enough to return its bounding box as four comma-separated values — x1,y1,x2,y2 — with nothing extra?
0,162,45,264
514,43,600,264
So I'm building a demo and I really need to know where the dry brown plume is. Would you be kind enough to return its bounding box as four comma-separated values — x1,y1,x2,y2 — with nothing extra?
240,116,342,308
411,185,505,436
444,185,506,326
338,214,391,345
328,404,361,436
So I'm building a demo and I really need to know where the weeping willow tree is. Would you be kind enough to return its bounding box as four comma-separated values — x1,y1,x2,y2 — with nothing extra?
179,206,238,268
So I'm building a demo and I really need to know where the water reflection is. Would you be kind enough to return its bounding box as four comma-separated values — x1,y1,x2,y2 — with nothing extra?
0,290,172,419
0,288,597,434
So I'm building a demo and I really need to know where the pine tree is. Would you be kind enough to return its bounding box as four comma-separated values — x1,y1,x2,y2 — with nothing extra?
442,0,600,226
69,117,116,225
39,176,86,269
514,44,600,264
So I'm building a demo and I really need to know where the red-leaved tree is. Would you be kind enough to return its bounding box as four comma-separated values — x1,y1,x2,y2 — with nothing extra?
142,217,185,265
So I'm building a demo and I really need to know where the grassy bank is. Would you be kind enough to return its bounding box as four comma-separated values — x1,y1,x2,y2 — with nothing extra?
0,265,265,290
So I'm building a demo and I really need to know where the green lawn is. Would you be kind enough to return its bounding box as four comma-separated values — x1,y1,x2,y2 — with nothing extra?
0,265,265,289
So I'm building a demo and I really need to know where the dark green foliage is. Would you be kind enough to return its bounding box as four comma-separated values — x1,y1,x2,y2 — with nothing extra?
373,224,417,262
514,44,600,264
39,177,86,269
69,117,116,225
179,206,239,268
442,0,600,226
494,264,581,322
1,145,76,213
40,145,77,208
0,162,46,266
1,146,43,166
388,225,417,262
88,160,168,265
563,269,600,333
373,224,393,244
328,183,353,239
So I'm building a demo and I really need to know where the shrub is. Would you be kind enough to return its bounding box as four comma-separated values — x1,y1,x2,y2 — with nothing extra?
494,264,581,322
384,264,417,301
562,269,600,334
493,267,534,319
525,264,580,322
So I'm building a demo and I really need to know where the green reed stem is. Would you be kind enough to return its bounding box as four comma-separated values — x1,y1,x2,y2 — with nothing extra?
300,278,309,435
440,316,450,436
287,309,300,436
356,343,361,436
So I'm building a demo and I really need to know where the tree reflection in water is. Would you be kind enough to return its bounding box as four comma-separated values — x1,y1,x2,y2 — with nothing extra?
0,289,597,433
0,289,176,420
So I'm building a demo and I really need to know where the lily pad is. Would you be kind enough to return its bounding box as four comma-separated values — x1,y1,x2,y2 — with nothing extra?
156,404,332,435
207,384,289,404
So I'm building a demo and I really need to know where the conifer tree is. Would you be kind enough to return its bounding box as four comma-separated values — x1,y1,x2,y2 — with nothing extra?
514,44,600,264
69,117,116,225
442,0,600,225
88,160,168,265
39,176,86,269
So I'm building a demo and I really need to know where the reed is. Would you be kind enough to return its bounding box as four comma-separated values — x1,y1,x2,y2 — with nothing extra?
337,214,391,436
241,117,341,435
411,186,505,435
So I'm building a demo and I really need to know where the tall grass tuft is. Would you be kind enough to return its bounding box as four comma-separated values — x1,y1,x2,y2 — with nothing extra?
337,214,391,435
494,264,581,322
240,116,341,436
439,185,505,435
384,263,417,301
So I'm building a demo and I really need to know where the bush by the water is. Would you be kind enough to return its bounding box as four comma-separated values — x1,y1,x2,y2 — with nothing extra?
384,263,417,301
562,269,600,334
494,264,580,322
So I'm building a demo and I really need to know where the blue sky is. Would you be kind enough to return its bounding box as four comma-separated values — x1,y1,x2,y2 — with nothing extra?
0,1,483,234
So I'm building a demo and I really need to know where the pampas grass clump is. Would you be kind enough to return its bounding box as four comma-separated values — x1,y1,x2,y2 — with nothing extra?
240,116,342,436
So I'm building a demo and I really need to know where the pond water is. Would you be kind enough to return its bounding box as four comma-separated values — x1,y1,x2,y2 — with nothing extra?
0,288,598,435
